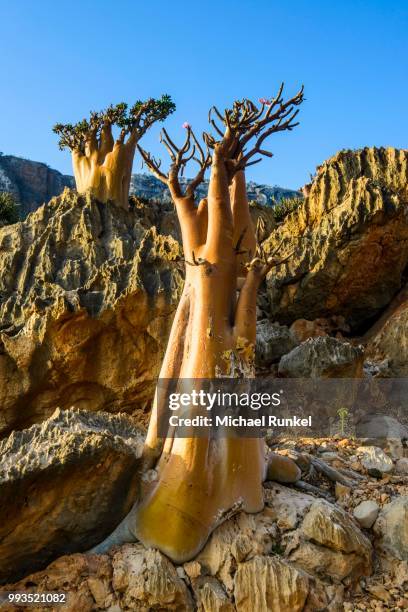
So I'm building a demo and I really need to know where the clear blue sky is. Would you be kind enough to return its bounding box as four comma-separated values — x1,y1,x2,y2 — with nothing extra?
0,1,406,189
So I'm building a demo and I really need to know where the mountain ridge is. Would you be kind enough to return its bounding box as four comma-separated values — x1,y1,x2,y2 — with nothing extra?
0,153,301,217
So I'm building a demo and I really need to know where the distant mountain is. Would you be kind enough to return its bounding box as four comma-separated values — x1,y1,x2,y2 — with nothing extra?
0,154,301,217
0,155,74,216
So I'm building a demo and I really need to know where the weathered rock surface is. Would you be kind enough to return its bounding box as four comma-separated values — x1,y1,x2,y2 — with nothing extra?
264,147,408,330
0,408,144,583
0,189,184,435
3,484,372,610
255,319,297,367
278,336,364,378
365,284,408,377
374,497,408,561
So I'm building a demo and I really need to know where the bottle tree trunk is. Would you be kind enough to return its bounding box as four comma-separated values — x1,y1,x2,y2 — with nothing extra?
91,86,304,561
92,162,267,563
72,127,137,210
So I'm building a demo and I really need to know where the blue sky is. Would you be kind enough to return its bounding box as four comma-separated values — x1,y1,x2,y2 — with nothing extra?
0,1,406,189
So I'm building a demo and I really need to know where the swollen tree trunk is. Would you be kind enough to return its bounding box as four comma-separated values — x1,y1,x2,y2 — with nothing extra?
73,128,137,210
91,163,267,563
91,86,303,561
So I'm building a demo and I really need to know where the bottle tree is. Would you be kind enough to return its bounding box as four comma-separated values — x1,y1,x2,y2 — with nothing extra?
53,96,175,209
92,84,304,562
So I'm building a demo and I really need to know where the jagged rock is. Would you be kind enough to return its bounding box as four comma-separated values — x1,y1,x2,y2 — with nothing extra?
0,408,144,583
285,499,372,582
353,500,380,529
266,452,302,483
2,485,372,610
365,284,408,377
278,336,364,378
356,446,394,474
192,576,234,612
111,544,194,610
0,189,184,435
374,497,408,561
255,319,297,366
264,147,408,330
233,555,312,612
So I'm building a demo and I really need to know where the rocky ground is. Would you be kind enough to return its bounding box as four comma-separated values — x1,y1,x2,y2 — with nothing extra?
0,145,407,610
1,419,408,611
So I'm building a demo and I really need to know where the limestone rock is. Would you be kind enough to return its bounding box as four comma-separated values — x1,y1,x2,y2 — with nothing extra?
357,446,394,474
286,499,372,582
0,190,184,435
264,147,408,330
266,452,302,483
255,319,297,366
278,336,364,378
111,544,193,610
353,500,380,529
374,497,408,561
0,408,143,583
233,555,311,612
365,284,408,377
193,576,234,612
2,485,372,610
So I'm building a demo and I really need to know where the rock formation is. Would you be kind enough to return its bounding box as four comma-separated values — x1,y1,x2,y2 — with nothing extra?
264,147,408,331
0,189,184,436
2,481,373,610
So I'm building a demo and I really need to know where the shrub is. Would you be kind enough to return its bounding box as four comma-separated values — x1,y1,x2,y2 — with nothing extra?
272,196,304,223
0,192,20,225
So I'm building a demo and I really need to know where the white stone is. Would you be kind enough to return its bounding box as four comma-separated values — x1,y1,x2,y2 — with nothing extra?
353,500,380,529
356,446,394,474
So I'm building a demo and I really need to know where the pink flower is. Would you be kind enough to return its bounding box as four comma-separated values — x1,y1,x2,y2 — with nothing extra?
182,122,191,129
259,98,268,105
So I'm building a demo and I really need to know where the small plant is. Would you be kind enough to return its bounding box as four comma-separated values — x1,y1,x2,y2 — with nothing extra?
272,196,304,222
337,407,349,436
0,192,20,225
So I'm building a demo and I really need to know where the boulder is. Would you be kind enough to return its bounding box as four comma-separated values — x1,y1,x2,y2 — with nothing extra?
0,408,144,583
278,336,364,378
374,497,408,561
255,319,297,367
264,147,408,330
353,501,380,529
356,446,394,474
